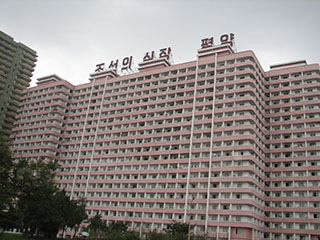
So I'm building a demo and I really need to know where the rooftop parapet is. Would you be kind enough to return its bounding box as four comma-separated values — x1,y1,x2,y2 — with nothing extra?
270,60,307,70
37,74,66,85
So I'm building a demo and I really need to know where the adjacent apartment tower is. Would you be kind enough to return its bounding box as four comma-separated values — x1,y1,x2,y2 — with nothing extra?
0,31,37,136
11,34,320,240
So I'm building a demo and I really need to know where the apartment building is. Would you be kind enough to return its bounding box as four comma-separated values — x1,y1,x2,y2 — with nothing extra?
0,31,37,136
11,36,320,240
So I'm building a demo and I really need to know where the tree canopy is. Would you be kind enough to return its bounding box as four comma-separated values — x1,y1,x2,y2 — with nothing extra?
0,134,14,231
0,134,88,238
85,216,140,240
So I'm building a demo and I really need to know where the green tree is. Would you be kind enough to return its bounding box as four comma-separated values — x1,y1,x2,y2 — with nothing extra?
0,135,88,238
106,221,128,234
145,230,169,240
0,134,16,232
166,221,192,240
12,159,87,238
13,159,59,237
104,231,122,240
66,196,88,237
86,219,140,240
122,230,140,240
105,222,139,240
87,213,106,239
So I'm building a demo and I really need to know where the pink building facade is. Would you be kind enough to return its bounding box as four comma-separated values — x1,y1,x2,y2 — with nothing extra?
11,38,320,240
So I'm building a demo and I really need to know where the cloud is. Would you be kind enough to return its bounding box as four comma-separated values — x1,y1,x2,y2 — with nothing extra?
0,0,319,86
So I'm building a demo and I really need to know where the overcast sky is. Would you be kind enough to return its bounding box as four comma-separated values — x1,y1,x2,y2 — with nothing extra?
1,0,319,87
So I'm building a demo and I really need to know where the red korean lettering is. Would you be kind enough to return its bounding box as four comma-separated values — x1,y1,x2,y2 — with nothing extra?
143,51,155,62
230,33,235,41
220,33,235,46
108,59,119,69
159,47,171,59
220,34,229,43
121,56,133,71
95,63,105,72
201,37,214,48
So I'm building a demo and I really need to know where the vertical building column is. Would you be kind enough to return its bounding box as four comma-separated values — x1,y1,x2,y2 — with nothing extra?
216,226,219,240
183,56,200,223
205,52,218,234
70,78,96,199
84,76,109,197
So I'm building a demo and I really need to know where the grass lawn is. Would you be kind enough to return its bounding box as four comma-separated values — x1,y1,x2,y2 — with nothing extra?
1,233,24,240
1,233,81,240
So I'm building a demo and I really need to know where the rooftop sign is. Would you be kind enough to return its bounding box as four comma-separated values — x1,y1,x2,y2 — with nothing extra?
94,33,235,74
201,33,235,48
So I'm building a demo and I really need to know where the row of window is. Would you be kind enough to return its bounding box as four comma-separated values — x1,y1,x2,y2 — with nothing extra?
25,85,71,97
269,94,320,105
269,86,319,96
86,209,264,230
71,190,265,205
23,92,70,107
266,191,320,198
266,180,320,188
89,209,262,224
87,202,261,214
267,160,319,168
269,103,320,113
59,157,263,171
17,111,65,122
270,141,320,149
266,70,318,81
270,121,320,131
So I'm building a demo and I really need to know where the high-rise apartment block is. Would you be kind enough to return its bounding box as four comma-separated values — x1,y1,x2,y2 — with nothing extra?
11,34,320,240
0,31,37,136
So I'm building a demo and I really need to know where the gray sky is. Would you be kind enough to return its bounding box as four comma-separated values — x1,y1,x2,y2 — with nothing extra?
1,0,319,86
